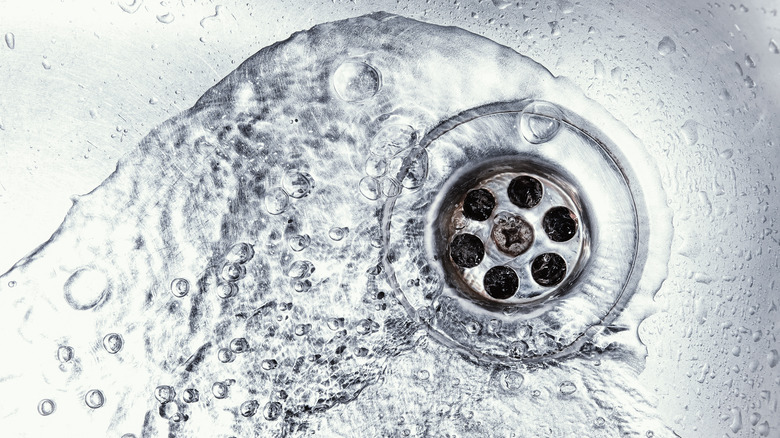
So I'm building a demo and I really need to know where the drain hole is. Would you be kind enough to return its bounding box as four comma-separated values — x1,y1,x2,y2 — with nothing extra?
462,188,495,221
531,253,567,286
507,176,543,208
449,233,485,268
483,266,519,299
491,214,534,256
543,206,578,242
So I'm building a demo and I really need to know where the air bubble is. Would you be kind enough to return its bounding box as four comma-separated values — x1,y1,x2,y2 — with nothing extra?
63,267,108,310
170,278,189,298
543,206,578,242
483,266,519,300
84,389,105,408
294,323,312,336
263,401,283,420
118,0,142,13
37,399,55,416
327,318,345,331
281,170,313,198
519,101,563,144
370,124,417,157
221,262,246,282
261,359,278,370
657,36,677,55
264,188,289,215
293,279,312,293
286,260,314,278
559,381,577,395
328,227,349,241
154,385,176,403
229,337,249,353
507,176,543,208
531,253,567,286
212,381,228,399
240,400,259,417
159,401,180,420
216,282,238,299
218,348,235,363
463,189,495,221
102,333,124,354
449,234,485,268
57,345,74,363
182,388,199,403
499,371,525,391
359,176,381,200
288,234,311,252
7,280,16,287
382,178,402,197
226,242,254,263
332,61,381,102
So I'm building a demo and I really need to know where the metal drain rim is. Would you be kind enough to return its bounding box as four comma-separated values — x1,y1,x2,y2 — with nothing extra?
382,97,668,364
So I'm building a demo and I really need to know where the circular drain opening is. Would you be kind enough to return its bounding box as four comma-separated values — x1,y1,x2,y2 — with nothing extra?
440,163,589,304
384,98,663,362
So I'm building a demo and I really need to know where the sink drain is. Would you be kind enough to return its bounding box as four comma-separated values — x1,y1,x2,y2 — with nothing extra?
384,98,664,362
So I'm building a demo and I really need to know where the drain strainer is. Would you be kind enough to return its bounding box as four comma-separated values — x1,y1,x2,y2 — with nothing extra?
384,99,656,362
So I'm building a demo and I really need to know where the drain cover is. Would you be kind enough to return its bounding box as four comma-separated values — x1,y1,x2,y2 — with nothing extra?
385,99,660,362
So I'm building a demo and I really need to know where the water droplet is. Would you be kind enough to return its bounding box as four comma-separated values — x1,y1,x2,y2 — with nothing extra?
102,333,124,354
548,21,560,36
519,101,563,144
261,359,278,370
370,124,417,157
199,5,222,28
217,347,235,363
263,401,282,420
229,337,249,353
240,400,259,417
559,381,577,395
657,36,677,55
491,0,512,8
286,260,314,279
5,33,15,49
148,97,158,105
288,234,311,252
63,267,108,310
215,282,238,299
170,278,189,298
41,59,52,70
156,13,175,24
57,345,73,363
84,389,105,408
182,388,199,403
281,170,313,198
416,369,430,380
118,0,142,13
745,54,756,68
744,75,756,88
37,399,55,416
770,39,779,54
264,188,289,215
220,262,246,282
359,176,381,200
154,385,176,403
680,119,698,146
211,381,228,399
768,349,778,367
328,227,348,241
332,61,381,102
